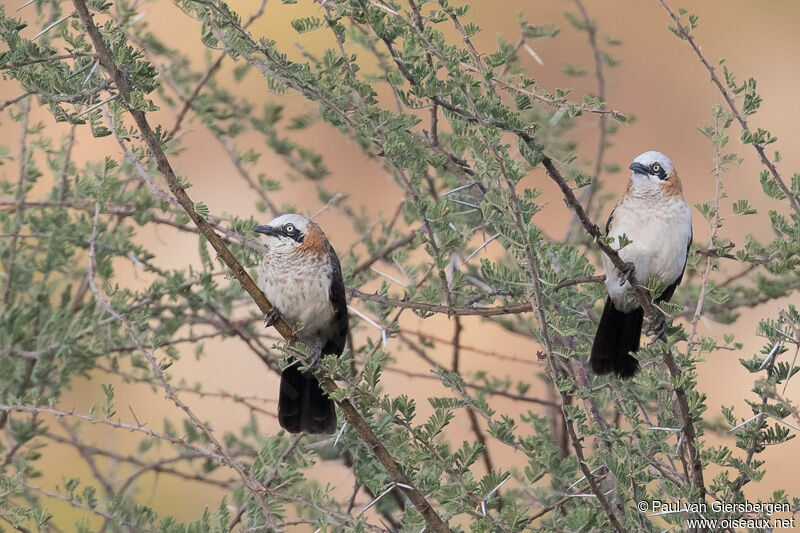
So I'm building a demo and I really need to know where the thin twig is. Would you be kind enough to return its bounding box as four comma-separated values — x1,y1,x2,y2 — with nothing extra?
87,204,273,514
349,287,531,316
657,0,800,217
568,0,609,238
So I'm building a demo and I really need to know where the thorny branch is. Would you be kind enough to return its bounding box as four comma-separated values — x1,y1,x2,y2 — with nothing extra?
71,1,453,531
568,0,610,237
657,0,800,217
87,203,275,515
2,0,797,530
502,164,626,532
540,154,707,501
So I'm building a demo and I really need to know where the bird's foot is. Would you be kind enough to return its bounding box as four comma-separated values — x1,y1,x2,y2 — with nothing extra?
646,311,668,344
619,262,636,287
264,307,282,328
305,339,324,371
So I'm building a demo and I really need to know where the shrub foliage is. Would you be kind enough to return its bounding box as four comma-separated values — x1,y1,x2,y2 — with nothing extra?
1,0,799,531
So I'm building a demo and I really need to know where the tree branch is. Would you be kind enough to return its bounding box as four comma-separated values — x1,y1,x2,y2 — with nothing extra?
71,2,452,530
657,0,800,217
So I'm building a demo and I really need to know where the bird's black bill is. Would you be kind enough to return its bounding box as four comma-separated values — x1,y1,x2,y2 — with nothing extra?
254,224,280,237
629,162,650,175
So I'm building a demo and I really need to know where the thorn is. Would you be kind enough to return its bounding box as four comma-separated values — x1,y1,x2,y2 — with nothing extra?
128,405,145,426
767,413,800,432
485,475,510,499
333,421,347,447
74,94,119,119
347,305,386,348
759,341,782,370
17,0,35,11
524,43,544,66
83,60,99,86
729,413,763,432
369,266,407,287
464,233,500,264
32,10,77,41
674,432,684,456
358,483,396,516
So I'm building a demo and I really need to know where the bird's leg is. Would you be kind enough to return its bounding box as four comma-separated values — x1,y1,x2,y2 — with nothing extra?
619,262,636,287
306,338,324,371
646,310,668,343
263,307,282,328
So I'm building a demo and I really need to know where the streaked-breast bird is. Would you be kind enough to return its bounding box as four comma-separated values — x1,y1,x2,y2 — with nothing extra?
589,150,692,378
255,214,348,433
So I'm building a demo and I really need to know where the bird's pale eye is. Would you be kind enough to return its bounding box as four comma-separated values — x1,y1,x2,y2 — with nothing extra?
284,224,295,234
652,163,662,173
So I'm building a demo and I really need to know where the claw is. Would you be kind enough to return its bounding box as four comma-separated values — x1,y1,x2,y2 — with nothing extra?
264,307,282,328
619,262,636,287
646,311,668,344
305,338,324,371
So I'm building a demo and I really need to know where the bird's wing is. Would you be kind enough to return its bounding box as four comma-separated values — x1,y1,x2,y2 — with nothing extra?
605,206,616,234
605,197,627,235
656,228,692,304
322,244,349,356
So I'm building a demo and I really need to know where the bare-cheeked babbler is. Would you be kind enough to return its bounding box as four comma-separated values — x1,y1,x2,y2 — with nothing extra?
589,151,693,378
255,214,348,434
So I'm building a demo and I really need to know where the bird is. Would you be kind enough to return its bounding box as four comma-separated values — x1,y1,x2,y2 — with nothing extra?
589,151,692,378
254,214,348,434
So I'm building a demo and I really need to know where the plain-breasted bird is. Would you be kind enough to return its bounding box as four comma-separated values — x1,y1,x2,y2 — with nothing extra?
255,214,348,434
589,151,692,378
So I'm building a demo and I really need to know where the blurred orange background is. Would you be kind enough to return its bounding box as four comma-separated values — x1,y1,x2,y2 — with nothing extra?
2,0,799,529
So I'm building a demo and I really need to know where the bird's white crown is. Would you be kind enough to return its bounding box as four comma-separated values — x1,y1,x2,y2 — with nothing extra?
266,213,313,232
631,150,675,176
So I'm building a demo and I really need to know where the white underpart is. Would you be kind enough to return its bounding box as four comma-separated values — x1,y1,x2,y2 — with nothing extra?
603,173,692,312
259,244,335,346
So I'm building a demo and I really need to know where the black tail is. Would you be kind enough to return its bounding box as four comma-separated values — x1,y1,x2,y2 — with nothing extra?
589,298,643,379
278,359,336,434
